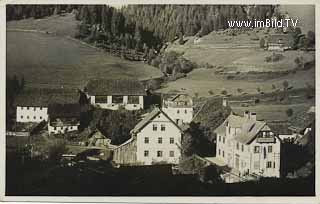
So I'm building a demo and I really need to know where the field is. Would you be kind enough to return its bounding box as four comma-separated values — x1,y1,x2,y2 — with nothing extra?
158,67,314,97
6,13,163,89
7,31,163,89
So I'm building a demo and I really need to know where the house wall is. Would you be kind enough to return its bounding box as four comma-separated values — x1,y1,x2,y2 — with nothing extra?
16,106,48,123
136,113,182,165
48,123,78,135
162,107,193,124
113,139,138,165
90,95,144,110
248,137,281,178
216,125,281,178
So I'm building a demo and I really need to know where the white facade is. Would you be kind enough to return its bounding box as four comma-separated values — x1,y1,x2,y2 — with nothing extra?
48,123,79,135
134,111,182,165
162,94,193,124
16,106,48,123
90,95,144,110
216,113,281,178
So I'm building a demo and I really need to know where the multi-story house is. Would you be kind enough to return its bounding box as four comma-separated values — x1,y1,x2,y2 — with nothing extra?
162,93,193,124
48,103,80,135
215,111,281,178
113,107,183,165
85,78,146,110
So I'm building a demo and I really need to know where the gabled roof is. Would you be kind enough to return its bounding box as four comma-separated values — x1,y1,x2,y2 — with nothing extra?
163,93,192,102
131,107,182,134
214,112,271,144
48,103,80,119
268,122,292,135
14,88,79,107
86,78,146,96
233,120,267,144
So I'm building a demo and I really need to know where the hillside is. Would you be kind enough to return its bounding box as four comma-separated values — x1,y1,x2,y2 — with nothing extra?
6,13,163,89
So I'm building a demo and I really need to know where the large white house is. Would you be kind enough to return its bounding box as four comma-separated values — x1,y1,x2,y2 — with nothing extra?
85,78,146,110
215,111,281,178
162,93,193,124
48,103,80,135
113,107,183,165
15,88,79,123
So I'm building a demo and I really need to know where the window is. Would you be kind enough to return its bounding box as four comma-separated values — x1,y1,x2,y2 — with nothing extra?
21,116,23,119
218,136,221,142
254,146,260,153
267,161,272,168
21,107,23,110
161,124,165,131
70,126,73,130
27,116,29,119
153,124,157,131
40,116,42,120
185,110,187,114
236,142,239,150
158,137,162,144
157,151,163,157
218,149,221,155
33,116,36,119
128,96,139,104
268,145,273,153
170,138,174,144
177,110,180,114
27,107,29,110
112,95,123,103
144,150,149,157
54,127,57,130
144,137,149,144
169,151,174,157
223,137,225,144
241,145,244,152
222,151,225,157
40,107,42,110
34,107,36,111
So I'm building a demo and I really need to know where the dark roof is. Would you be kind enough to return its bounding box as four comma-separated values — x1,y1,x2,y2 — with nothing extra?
14,88,79,107
48,103,80,119
289,107,315,133
268,122,292,135
86,78,146,96
267,34,294,45
131,107,182,134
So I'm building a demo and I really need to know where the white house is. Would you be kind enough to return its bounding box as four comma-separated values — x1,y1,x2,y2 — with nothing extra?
267,34,294,52
15,88,79,123
162,93,193,124
215,111,282,179
48,103,80,135
85,78,146,110
113,107,183,165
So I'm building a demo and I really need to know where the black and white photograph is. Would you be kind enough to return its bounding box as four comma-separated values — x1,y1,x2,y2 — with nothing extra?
3,2,317,200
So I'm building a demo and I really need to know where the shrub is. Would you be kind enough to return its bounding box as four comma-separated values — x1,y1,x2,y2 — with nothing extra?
259,38,265,48
48,140,67,162
237,88,243,93
208,90,214,95
286,108,293,117
283,80,289,90
272,84,276,90
221,90,228,95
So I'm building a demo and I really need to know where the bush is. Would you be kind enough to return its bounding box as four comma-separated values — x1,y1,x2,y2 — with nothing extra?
48,140,68,162
221,90,228,95
208,90,214,95
286,108,293,117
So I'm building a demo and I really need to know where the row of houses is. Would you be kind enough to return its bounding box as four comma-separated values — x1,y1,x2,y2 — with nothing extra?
11,78,315,182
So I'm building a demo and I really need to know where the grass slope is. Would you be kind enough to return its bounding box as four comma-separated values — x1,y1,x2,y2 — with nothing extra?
6,14,163,89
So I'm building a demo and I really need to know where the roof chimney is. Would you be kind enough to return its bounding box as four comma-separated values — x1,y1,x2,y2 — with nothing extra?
244,110,250,119
250,112,257,121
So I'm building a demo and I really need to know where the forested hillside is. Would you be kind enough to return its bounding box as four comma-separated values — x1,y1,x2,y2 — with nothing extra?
7,5,277,51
